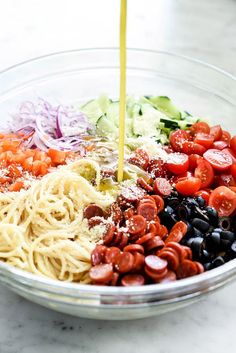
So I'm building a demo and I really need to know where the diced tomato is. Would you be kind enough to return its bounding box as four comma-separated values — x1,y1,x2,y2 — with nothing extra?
203,149,232,171
8,181,24,192
194,133,214,149
0,176,12,184
182,141,206,155
8,165,22,178
2,139,21,152
40,162,48,176
175,177,201,196
48,149,66,165
209,186,236,217
22,157,34,172
212,140,228,150
194,159,214,188
210,125,222,141
190,122,210,135
24,149,36,158
169,130,191,152
221,131,231,145
194,190,210,204
13,152,26,165
188,154,202,170
166,153,189,175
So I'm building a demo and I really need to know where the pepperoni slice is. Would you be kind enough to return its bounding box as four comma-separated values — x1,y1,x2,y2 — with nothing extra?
89,263,113,283
115,252,135,273
112,231,122,246
121,274,145,286
177,260,198,279
165,242,186,263
137,202,157,221
127,215,147,235
195,261,204,274
145,266,168,282
157,225,168,239
181,246,193,260
153,178,172,197
104,247,121,265
103,224,116,245
158,249,179,271
150,195,165,214
108,203,123,223
147,223,159,235
111,272,120,286
145,255,167,273
91,245,107,266
159,270,177,283
123,244,144,254
88,217,104,229
132,252,145,272
165,221,187,243
124,208,135,220
83,204,104,219
135,232,154,245
137,177,153,192
145,236,165,252
129,148,149,170
118,233,129,249
121,185,146,203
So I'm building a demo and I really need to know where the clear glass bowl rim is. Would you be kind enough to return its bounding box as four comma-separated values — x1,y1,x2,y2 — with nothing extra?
0,47,235,301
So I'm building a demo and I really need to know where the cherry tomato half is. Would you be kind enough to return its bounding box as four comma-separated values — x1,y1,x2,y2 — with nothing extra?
210,125,222,141
190,122,210,135
175,177,201,196
222,148,236,164
203,149,232,171
230,164,236,180
194,159,214,188
169,130,191,152
188,154,202,170
221,131,231,145
230,136,236,155
182,141,206,155
166,152,189,175
212,140,228,150
194,133,214,149
209,186,236,217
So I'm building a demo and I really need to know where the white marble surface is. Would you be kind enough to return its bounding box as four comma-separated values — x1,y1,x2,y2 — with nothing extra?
0,0,236,352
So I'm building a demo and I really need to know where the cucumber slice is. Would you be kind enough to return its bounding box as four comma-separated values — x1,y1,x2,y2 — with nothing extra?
96,115,118,138
133,111,161,137
106,101,120,126
146,96,182,119
81,95,111,124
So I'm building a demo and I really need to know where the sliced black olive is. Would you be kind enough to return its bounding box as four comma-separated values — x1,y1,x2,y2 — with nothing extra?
205,206,219,226
177,203,191,220
185,197,200,208
196,196,206,207
191,237,205,258
220,239,231,250
218,217,232,231
213,228,223,234
204,262,212,271
165,206,174,214
186,238,195,247
212,256,225,268
166,197,180,210
193,227,203,238
230,241,236,256
221,231,235,243
192,218,210,232
193,207,210,222
202,249,211,262
210,232,221,247
186,221,193,234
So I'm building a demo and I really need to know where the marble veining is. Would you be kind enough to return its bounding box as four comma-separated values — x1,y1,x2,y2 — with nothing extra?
0,0,235,352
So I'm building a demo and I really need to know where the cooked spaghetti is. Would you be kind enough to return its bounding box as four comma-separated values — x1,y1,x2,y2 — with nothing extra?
0,159,116,282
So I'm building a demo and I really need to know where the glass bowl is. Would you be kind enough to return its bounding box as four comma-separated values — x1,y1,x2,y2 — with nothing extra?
0,48,235,320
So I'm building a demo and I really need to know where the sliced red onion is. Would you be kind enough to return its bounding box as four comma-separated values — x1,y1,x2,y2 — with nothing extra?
11,99,93,152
